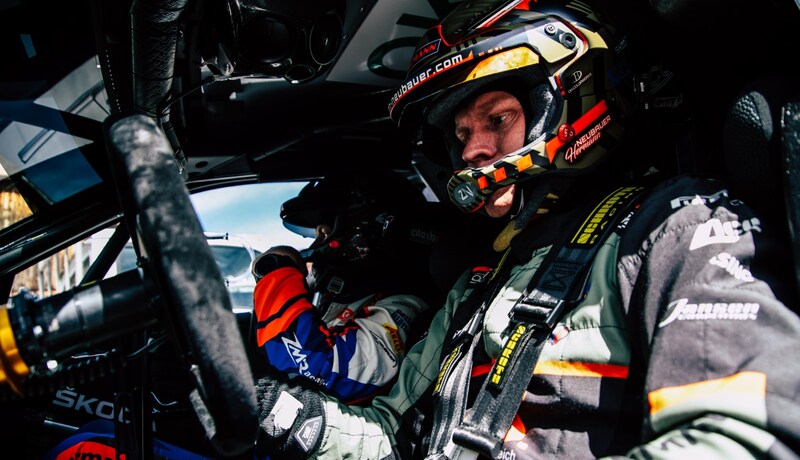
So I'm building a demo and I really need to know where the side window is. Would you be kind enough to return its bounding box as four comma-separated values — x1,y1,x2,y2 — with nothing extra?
10,182,312,311
190,182,312,311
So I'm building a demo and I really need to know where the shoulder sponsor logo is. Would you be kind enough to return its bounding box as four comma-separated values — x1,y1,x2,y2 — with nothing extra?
670,189,728,209
390,309,412,331
384,323,404,354
709,252,753,282
281,334,309,372
368,330,398,366
658,298,760,328
469,266,493,285
338,307,355,322
689,217,761,250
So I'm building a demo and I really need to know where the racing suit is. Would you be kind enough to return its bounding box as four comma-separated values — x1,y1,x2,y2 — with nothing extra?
253,265,430,404
290,174,800,459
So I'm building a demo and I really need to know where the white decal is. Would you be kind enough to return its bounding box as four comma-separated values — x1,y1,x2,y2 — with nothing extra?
564,114,610,162
52,388,129,422
566,71,592,94
709,252,754,282
689,217,761,250
670,189,728,209
390,53,465,107
658,298,760,328
270,391,303,431
282,334,309,372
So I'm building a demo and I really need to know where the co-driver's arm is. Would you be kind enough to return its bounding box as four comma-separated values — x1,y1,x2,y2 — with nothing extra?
252,248,430,403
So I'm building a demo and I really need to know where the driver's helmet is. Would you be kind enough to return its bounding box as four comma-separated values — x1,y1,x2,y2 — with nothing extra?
388,0,640,213
280,170,433,300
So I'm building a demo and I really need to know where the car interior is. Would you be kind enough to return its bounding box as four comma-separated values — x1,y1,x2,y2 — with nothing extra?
0,0,798,458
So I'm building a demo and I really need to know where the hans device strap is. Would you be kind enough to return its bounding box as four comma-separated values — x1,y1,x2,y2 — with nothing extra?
447,185,647,459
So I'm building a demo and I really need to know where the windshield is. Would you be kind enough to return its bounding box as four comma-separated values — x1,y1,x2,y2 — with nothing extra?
0,57,108,232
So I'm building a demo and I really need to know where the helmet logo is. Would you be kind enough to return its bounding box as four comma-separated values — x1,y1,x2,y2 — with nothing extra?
410,39,441,67
389,51,471,114
379,213,395,233
566,70,592,94
564,113,612,163
558,124,575,142
452,182,479,206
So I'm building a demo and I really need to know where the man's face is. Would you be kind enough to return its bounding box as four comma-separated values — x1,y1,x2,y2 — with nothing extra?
454,90,526,218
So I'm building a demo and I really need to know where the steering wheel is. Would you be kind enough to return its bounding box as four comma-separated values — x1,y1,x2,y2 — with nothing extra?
104,114,259,456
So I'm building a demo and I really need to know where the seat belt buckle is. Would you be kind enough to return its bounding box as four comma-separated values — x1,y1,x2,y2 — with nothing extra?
511,289,567,329
450,426,502,459
443,439,479,460
451,308,486,345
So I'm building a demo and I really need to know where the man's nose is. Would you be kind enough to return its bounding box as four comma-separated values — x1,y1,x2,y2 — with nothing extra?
461,130,498,167
315,224,332,239
313,224,332,246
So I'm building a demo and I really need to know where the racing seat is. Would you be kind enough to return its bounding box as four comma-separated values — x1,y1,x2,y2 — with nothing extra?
722,76,800,304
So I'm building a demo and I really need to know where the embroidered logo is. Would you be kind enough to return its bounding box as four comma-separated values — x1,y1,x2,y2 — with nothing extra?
709,252,754,282
410,39,440,66
689,218,761,250
384,323,404,354
658,298,760,328
669,189,728,209
295,415,323,452
281,334,309,372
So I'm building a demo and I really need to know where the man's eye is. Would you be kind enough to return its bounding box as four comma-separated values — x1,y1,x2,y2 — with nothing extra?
490,114,508,127
456,130,469,144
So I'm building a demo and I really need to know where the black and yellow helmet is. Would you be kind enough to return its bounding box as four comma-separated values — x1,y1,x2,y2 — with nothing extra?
280,170,426,263
389,0,640,213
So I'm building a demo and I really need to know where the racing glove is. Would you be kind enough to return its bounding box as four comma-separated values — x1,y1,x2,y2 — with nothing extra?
254,373,325,460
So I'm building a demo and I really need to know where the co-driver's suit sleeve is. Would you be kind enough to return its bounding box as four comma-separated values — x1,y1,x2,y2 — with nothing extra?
253,266,430,404
277,265,468,459
616,175,800,458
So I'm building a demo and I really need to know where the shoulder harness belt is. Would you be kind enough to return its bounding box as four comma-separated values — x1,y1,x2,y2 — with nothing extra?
439,185,647,459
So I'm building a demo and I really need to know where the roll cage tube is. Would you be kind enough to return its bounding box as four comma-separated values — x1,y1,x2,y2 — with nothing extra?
0,114,259,458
